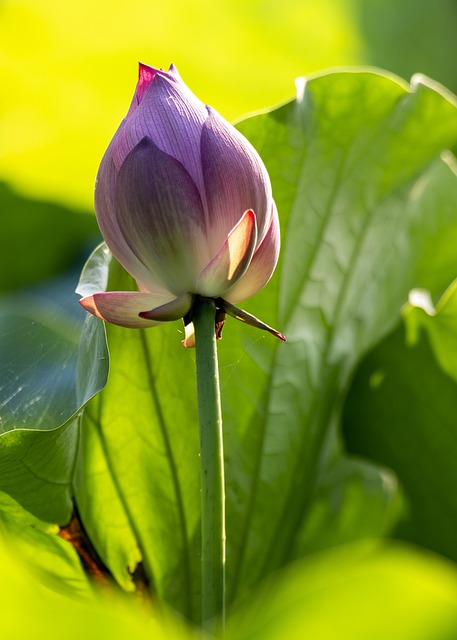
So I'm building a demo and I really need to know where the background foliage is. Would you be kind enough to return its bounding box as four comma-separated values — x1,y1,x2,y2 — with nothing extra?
3,1,457,638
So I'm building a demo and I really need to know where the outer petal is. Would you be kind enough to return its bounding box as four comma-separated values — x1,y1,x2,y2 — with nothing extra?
201,107,272,254
112,68,208,197
94,144,170,295
114,136,209,293
79,291,174,328
197,210,257,297
224,201,280,304
139,292,193,321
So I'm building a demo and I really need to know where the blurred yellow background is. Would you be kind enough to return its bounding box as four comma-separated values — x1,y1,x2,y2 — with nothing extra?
1,0,457,214
0,0,362,209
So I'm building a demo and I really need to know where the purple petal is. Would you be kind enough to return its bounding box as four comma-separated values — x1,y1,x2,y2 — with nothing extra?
126,64,159,117
135,63,158,105
112,70,208,197
166,63,181,78
201,107,273,255
224,202,280,303
114,136,209,294
94,144,169,295
127,64,184,116
139,292,193,321
79,291,174,328
197,210,257,297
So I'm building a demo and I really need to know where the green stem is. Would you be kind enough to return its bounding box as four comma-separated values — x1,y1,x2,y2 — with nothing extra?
193,296,226,633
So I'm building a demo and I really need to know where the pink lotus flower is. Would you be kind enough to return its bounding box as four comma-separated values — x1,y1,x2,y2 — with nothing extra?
79,63,282,343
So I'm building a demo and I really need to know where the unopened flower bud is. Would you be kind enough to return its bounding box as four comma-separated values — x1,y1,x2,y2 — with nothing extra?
80,63,282,343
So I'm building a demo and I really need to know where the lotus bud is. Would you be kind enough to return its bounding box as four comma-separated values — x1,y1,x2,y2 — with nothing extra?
79,63,284,344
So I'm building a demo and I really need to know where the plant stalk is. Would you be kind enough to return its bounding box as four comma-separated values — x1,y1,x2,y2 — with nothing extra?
193,296,226,633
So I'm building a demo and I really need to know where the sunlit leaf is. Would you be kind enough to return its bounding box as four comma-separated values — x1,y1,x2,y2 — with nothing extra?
404,278,457,382
0,527,187,640
225,69,457,598
0,491,92,598
76,247,201,618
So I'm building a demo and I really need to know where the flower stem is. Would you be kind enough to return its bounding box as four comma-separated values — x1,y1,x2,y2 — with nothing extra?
193,296,226,633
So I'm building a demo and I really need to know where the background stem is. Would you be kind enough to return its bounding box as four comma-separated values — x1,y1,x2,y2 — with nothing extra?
193,296,226,632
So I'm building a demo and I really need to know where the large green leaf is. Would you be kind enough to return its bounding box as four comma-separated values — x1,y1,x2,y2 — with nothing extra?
76,247,201,618
75,69,457,621
343,285,457,562
404,279,457,382
73,393,142,593
225,69,457,597
0,293,108,522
